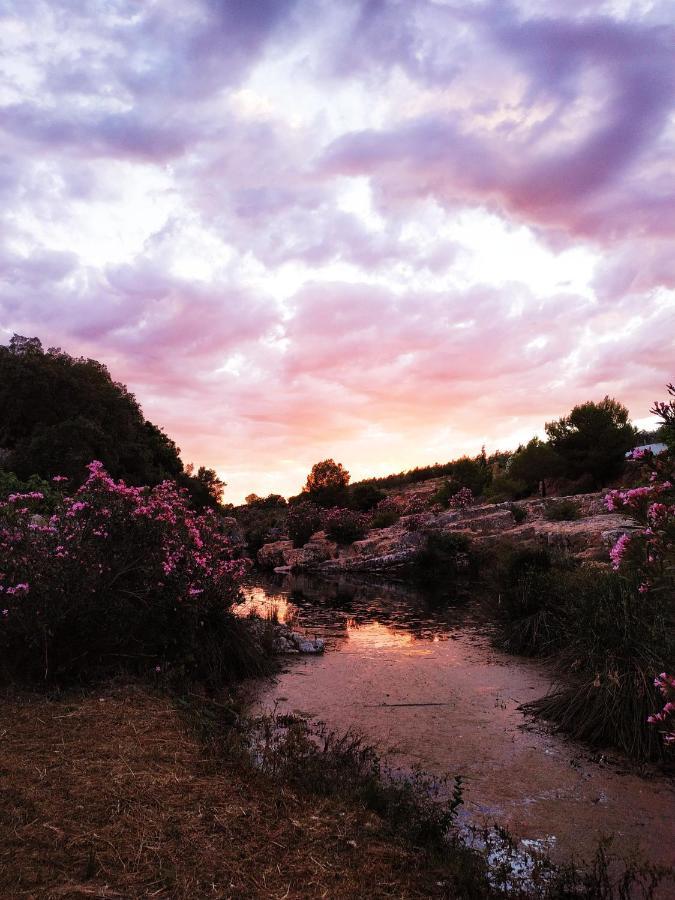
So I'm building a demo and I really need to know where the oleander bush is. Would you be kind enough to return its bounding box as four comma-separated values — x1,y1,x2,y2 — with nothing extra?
322,507,369,545
0,461,262,686
286,501,323,547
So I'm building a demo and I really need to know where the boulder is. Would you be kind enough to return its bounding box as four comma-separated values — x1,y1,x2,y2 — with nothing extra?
281,537,338,569
257,540,294,568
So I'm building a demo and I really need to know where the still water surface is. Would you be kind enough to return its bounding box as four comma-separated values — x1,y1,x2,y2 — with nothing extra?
238,573,675,869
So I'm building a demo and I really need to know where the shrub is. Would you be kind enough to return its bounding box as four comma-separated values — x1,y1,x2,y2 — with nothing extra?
484,474,528,502
508,504,527,524
0,461,262,686
285,501,322,547
322,507,369,545
370,497,402,528
544,499,581,521
349,483,386,511
510,568,672,759
603,422,675,749
433,482,474,509
448,486,474,509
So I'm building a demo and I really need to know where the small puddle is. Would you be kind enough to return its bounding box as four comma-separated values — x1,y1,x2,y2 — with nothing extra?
239,572,675,871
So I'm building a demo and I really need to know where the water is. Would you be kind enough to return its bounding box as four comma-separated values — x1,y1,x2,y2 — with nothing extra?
238,572,675,870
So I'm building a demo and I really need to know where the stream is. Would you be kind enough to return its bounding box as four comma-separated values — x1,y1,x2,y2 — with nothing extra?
238,572,675,871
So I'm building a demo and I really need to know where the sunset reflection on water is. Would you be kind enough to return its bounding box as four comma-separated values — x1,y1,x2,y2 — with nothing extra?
345,618,413,651
236,585,293,624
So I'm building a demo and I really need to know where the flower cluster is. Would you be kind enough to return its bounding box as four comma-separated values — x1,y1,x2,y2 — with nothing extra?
322,507,369,545
604,447,675,746
447,487,474,509
0,461,248,683
647,673,675,745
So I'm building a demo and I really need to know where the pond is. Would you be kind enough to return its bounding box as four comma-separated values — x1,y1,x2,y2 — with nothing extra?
237,572,675,870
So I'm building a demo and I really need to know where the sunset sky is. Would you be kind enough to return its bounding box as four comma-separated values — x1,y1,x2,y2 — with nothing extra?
1,0,674,501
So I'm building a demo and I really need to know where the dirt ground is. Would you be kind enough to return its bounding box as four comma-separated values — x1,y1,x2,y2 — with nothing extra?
0,684,459,899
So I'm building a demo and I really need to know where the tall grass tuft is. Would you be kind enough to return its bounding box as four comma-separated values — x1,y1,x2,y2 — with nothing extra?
498,556,672,760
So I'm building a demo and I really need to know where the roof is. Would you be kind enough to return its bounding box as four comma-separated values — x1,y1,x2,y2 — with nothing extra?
625,443,668,458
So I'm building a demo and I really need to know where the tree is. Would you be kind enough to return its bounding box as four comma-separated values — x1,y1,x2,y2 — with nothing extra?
508,438,564,494
302,459,350,507
183,465,226,509
0,335,217,509
545,397,635,487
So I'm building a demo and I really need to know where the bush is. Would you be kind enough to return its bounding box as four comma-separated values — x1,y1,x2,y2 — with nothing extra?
370,497,402,528
508,504,527,524
484,474,528,502
348,483,386,511
286,501,322,547
499,562,672,759
434,482,475,509
0,461,263,686
322,507,369,545
544,499,581,521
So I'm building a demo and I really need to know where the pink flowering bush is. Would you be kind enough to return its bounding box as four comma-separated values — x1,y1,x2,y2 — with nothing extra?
322,507,369,545
447,487,474,510
648,673,675,745
0,461,257,685
286,501,323,547
370,497,403,528
603,404,675,749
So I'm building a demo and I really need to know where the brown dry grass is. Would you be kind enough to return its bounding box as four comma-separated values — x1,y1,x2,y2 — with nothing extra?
0,684,458,899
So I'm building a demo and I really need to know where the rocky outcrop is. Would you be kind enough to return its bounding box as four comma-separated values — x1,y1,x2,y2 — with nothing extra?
258,535,338,571
255,492,634,578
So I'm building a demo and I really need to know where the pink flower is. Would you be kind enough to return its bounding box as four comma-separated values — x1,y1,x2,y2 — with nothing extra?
609,533,631,570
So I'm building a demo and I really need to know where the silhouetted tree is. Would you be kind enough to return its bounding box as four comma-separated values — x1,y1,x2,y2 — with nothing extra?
0,335,218,508
545,397,635,487
508,438,564,494
302,459,350,507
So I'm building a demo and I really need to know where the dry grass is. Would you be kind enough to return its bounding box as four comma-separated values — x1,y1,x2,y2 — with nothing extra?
0,684,459,899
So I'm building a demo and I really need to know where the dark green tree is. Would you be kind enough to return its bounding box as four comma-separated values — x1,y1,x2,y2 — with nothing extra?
545,397,635,487
0,335,215,507
508,438,564,494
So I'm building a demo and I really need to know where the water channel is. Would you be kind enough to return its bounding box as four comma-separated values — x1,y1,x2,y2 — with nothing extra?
237,572,675,871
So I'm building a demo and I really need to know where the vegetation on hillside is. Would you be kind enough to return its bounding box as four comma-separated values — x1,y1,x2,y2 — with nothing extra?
0,335,223,508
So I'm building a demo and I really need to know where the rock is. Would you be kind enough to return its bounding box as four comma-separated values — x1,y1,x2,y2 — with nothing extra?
289,632,325,654
257,540,294,568
282,537,337,568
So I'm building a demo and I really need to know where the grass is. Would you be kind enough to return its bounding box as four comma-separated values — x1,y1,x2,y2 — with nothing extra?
494,553,673,761
0,684,473,899
544,500,581,521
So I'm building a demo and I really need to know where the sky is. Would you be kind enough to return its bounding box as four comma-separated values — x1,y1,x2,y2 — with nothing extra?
1,0,674,502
